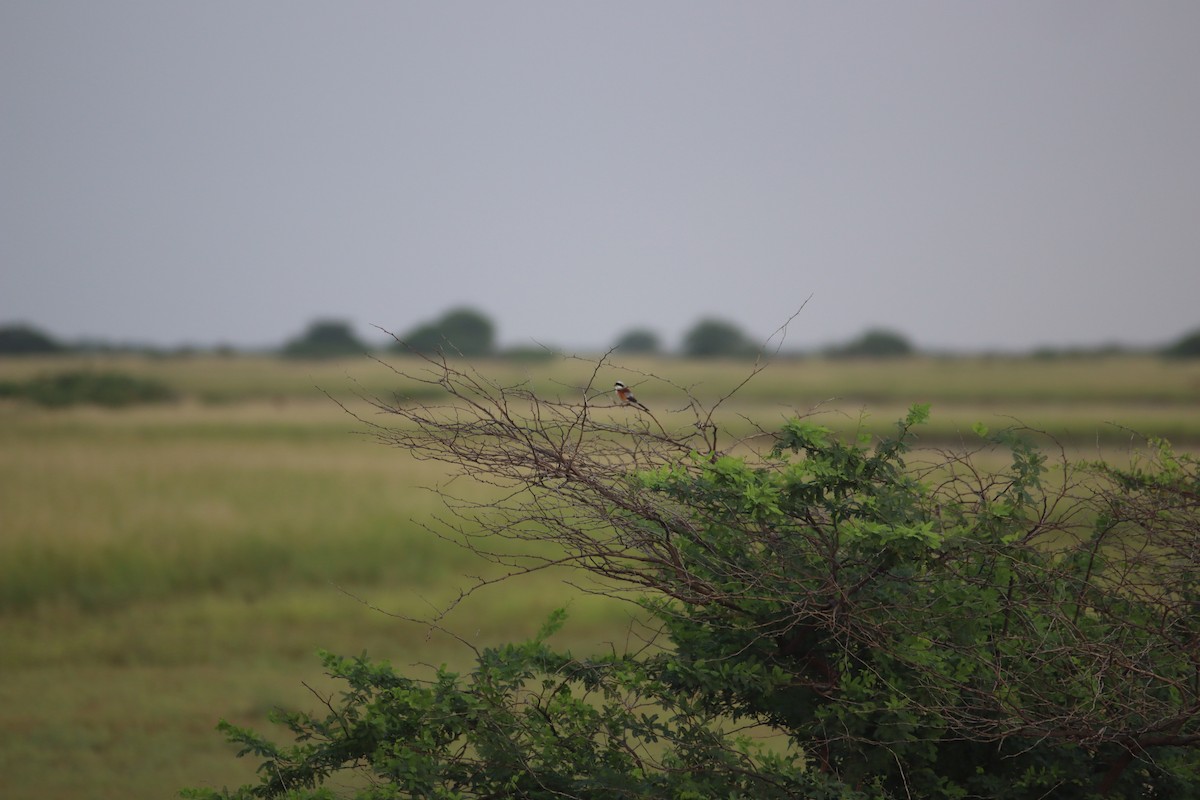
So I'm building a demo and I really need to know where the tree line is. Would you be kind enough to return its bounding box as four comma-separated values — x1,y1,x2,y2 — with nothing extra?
278,309,921,360
4,314,1200,359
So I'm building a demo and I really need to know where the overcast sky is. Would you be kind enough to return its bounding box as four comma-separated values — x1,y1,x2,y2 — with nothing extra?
3,2,1198,353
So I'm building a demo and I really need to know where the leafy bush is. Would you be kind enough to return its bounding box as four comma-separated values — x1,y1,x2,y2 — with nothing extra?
184,611,828,800
190,360,1200,799
1,370,176,408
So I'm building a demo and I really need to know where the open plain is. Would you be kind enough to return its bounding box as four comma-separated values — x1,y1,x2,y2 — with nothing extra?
1,352,1197,799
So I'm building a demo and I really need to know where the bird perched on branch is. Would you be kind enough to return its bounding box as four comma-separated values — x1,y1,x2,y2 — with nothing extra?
614,381,650,412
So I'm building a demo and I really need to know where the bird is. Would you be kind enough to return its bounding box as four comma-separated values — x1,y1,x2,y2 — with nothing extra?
614,381,650,412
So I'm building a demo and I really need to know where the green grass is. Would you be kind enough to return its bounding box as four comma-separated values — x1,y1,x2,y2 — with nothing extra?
0,406,460,612
0,352,1197,799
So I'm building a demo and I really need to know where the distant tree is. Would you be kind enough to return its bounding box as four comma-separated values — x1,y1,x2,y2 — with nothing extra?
394,307,495,357
681,318,755,358
281,320,366,359
613,328,661,355
828,328,915,358
1162,327,1200,358
438,308,495,356
0,323,64,355
400,322,446,354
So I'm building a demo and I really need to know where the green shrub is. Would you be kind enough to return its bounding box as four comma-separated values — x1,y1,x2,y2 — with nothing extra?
184,611,824,800
7,370,176,408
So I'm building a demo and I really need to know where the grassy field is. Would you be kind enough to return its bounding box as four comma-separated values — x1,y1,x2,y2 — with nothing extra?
0,352,1197,799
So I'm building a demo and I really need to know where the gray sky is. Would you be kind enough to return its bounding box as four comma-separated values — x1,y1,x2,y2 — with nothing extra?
3,2,1198,353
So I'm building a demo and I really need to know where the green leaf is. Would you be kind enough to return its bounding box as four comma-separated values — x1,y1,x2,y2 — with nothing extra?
905,402,931,427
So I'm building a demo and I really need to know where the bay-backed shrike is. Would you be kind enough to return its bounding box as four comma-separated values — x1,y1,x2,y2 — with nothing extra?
613,381,649,412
